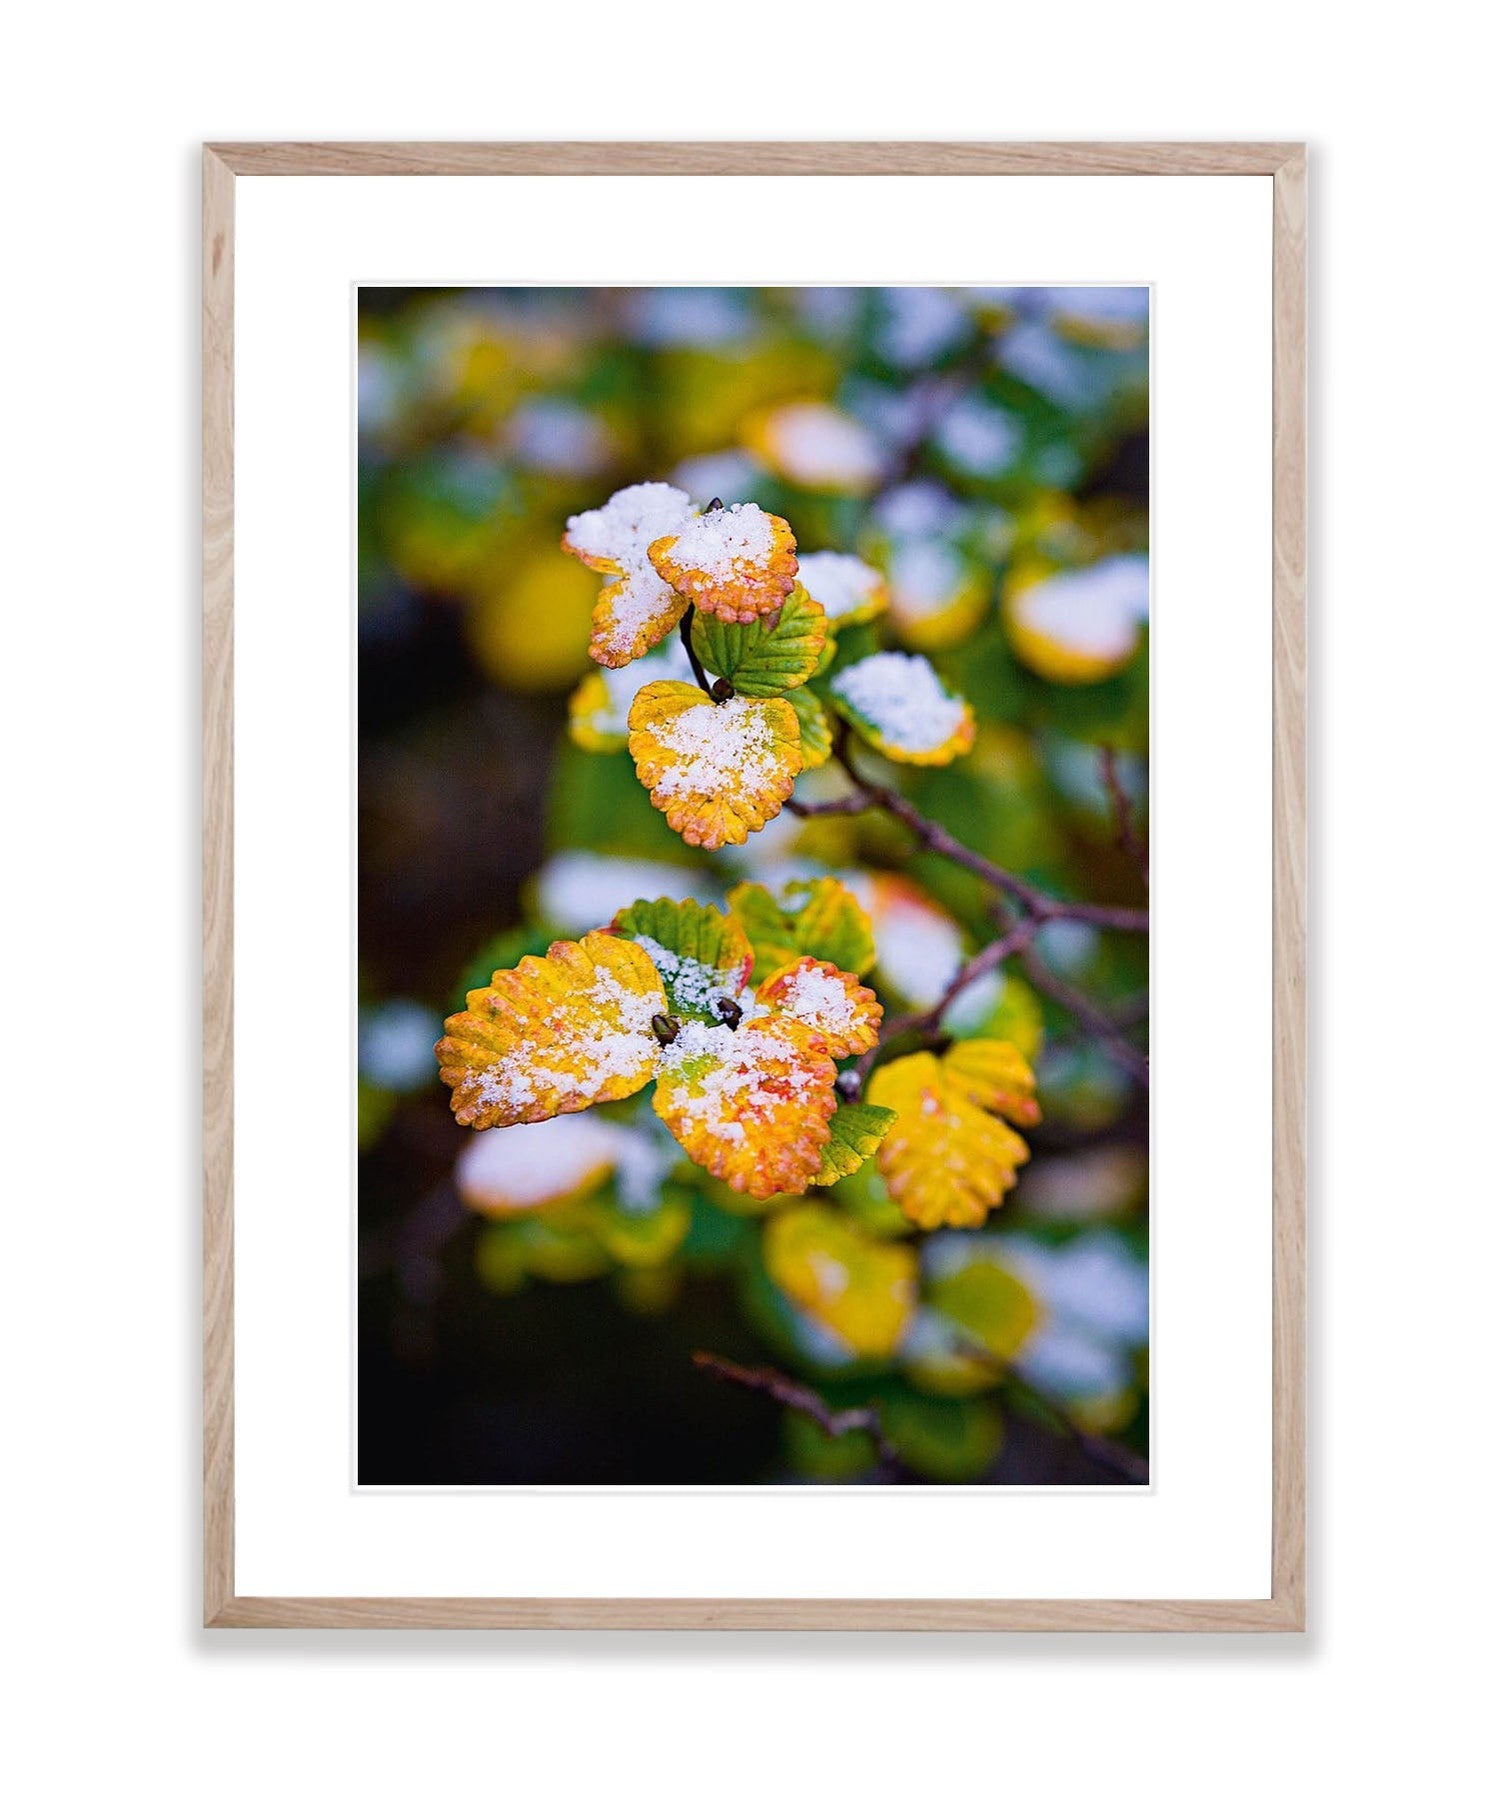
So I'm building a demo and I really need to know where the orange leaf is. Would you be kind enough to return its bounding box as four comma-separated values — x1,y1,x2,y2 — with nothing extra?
757,956,882,1058
652,1015,837,1199
648,502,799,625
436,931,666,1128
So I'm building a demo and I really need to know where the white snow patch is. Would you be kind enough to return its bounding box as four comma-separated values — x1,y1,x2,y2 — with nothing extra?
534,853,713,935
830,652,967,754
774,963,857,1036
659,501,774,579
456,1111,626,1213
761,403,882,490
651,694,780,801
659,1018,822,1144
565,481,697,657
1012,555,1149,657
796,550,883,622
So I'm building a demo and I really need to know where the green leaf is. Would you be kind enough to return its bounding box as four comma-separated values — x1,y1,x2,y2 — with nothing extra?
881,1391,1004,1481
783,1408,878,1480
785,684,833,769
611,896,754,1023
586,1184,692,1269
728,876,877,981
691,583,828,697
928,1261,1039,1363
816,1102,898,1185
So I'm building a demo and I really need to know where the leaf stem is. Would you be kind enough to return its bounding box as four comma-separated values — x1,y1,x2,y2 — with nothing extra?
678,605,718,699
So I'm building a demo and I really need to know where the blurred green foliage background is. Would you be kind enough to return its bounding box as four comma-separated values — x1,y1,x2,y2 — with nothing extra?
359,286,1150,1484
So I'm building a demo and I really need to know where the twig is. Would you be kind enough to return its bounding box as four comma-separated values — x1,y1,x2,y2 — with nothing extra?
1018,942,1150,1086
691,1351,899,1467
678,605,716,698
1001,1366,1150,1484
692,1351,1148,1486
850,914,1043,1091
792,731,1150,935
1099,745,1149,886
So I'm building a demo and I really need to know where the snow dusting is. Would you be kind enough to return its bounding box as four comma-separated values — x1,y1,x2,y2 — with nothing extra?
796,550,884,622
631,934,746,1020
650,695,780,801
1012,555,1149,656
657,501,774,579
658,1018,822,1145
773,963,857,1036
565,481,697,659
830,652,967,754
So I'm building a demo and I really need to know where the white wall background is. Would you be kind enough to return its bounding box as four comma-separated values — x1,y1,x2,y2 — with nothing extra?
4,4,1492,1793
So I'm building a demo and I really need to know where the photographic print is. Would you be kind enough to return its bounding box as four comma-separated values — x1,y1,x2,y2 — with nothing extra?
357,284,1151,1489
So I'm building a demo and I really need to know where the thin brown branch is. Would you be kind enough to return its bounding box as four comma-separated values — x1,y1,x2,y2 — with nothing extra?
691,1351,898,1466
678,604,717,698
692,1351,1148,1486
1099,744,1149,886
1001,1366,1150,1484
795,732,1150,935
1018,943,1150,1086
849,914,1043,1092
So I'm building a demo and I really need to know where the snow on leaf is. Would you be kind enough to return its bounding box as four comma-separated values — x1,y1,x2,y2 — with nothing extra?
795,550,889,629
763,1202,917,1358
814,1101,899,1186
727,875,877,982
436,931,666,1128
652,1015,838,1199
1002,556,1148,685
563,481,698,668
867,1039,1040,1229
689,582,828,697
757,956,882,1059
611,895,754,1024
828,651,976,766
744,401,884,496
627,680,802,850
455,1111,624,1217
648,501,799,625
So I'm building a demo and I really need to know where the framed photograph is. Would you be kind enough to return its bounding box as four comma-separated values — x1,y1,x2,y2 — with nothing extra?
204,141,1305,1629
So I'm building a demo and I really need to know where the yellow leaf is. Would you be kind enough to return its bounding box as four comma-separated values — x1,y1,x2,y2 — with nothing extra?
648,502,799,625
567,669,625,752
763,1203,918,1358
562,482,698,669
868,1039,1040,1229
628,680,802,850
436,932,666,1128
757,956,882,1058
652,1015,837,1199
466,545,598,691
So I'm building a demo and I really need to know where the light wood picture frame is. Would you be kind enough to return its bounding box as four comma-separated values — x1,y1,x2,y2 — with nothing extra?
203,140,1306,1631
